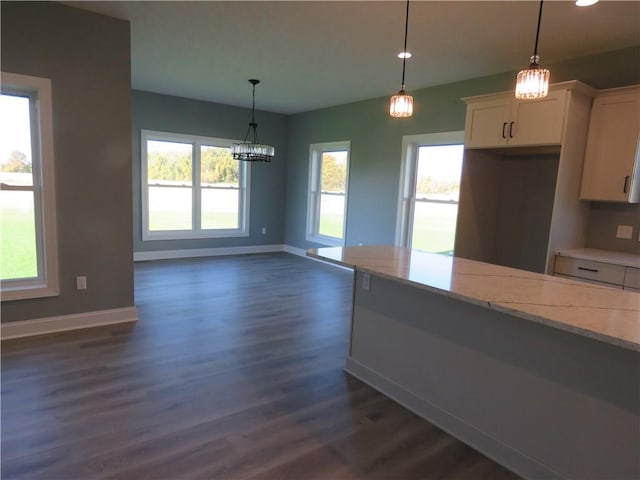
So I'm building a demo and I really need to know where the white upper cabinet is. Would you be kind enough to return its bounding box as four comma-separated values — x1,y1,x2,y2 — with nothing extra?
579,86,640,203
464,89,568,148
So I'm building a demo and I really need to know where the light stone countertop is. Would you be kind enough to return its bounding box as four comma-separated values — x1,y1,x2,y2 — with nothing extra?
308,245,640,352
556,248,640,269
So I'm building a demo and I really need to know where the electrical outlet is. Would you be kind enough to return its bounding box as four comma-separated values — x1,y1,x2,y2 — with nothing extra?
362,273,371,291
616,225,633,239
76,276,87,290
261,227,266,235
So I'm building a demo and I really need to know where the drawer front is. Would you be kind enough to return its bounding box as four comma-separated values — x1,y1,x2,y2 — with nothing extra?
554,256,626,286
624,267,640,290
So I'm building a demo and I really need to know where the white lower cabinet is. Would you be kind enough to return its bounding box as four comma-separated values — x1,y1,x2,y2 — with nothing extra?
554,251,640,290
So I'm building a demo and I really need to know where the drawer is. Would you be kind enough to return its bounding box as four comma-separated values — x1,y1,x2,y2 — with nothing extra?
624,267,640,290
554,256,625,286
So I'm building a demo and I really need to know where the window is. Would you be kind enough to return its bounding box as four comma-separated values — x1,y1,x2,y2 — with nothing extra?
1,72,58,301
141,130,250,240
396,132,464,255
306,141,350,246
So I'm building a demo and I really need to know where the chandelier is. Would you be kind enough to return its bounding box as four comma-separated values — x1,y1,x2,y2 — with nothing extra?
231,79,275,162
515,0,550,100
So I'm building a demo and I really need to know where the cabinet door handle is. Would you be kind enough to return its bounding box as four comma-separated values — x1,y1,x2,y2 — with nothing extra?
509,121,515,138
501,122,507,139
578,266,599,273
623,175,630,194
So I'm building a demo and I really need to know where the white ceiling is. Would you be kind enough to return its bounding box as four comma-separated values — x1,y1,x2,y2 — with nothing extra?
63,1,640,114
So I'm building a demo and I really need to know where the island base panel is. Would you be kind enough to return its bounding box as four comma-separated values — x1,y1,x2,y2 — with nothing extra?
346,271,639,480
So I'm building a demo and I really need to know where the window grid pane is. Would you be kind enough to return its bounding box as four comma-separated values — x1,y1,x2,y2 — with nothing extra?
415,145,464,201
411,201,458,255
148,185,192,231
147,140,193,186
319,193,345,239
320,151,347,193
201,188,239,229
0,190,38,280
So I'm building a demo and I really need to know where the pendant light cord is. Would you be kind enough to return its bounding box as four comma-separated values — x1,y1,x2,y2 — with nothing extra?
251,81,257,126
248,79,259,143
532,0,544,62
400,0,410,88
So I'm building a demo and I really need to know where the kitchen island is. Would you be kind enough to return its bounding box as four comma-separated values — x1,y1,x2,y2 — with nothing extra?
308,245,639,480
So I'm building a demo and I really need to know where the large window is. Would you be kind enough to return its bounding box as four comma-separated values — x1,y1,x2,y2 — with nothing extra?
1,72,58,301
306,141,350,246
141,130,250,240
396,132,464,255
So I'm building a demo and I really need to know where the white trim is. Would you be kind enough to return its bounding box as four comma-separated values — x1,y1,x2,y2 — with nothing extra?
394,131,464,248
140,129,250,241
1,307,138,340
133,244,354,270
1,72,59,301
133,244,285,262
306,140,350,246
282,245,307,257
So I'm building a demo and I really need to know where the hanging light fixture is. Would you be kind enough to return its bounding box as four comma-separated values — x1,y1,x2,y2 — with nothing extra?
231,79,275,162
390,0,413,117
515,0,550,100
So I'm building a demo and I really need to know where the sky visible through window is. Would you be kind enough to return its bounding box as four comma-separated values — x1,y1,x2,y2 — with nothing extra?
0,94,32,165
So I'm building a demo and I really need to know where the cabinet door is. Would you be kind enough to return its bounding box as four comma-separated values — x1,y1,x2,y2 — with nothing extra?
510,90,568,146
464,98,510,148
624,267,640,290
580,90,640,202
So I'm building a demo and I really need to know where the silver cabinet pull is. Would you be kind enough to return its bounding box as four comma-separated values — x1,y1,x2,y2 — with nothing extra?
623,175,630,194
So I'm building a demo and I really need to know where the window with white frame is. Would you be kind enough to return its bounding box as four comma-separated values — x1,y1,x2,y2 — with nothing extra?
141,130,250,240
306,141,350,246
396,132,464,255
0,72,59,301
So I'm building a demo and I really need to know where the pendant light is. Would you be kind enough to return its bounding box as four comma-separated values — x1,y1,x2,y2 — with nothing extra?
231,79,275,162
515,0,550,100
390,0,413,117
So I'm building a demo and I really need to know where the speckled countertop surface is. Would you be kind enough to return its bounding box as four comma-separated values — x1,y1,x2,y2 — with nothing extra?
308,245,640,352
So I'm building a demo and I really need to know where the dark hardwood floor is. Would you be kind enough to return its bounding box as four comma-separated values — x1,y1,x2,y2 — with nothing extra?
1,253,519,479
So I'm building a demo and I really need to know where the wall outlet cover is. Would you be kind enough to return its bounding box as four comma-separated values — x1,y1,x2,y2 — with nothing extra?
616,225,633,240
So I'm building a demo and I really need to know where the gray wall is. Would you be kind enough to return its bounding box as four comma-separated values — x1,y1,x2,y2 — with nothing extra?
1,2,134,323
284,47,640,252
587,203,640,254
131,91,288,253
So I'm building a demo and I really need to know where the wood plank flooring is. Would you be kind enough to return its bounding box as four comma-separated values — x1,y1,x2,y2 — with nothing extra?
1,253,519,479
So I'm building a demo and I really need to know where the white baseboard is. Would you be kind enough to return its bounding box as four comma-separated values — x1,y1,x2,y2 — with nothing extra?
133,244,286,262
283,245,307,257
344,358,559,480
1,306,138,340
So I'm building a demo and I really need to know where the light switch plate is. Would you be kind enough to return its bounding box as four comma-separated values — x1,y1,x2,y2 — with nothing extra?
616,225,633,239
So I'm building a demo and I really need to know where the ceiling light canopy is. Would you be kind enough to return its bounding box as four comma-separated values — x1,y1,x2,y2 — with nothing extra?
231,79,274,162
515,0,550,100
390,0,413,118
